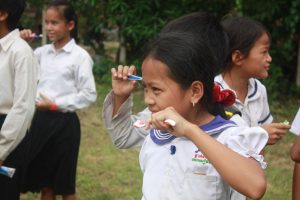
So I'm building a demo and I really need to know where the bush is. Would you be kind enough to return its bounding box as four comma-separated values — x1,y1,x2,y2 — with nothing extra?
93,55,117,84
262,63,287,101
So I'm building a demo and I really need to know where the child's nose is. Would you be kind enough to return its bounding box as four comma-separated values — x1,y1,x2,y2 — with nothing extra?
144,92,154,105
267,53,272,62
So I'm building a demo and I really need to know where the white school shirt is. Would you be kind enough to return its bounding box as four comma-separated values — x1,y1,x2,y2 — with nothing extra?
214,75,273,126
139,116,268,200
35,39,97,112
0,29,38,160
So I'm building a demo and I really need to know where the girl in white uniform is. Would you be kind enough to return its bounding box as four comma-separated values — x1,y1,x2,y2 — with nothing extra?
130,32,268,199
20,1,96,200
215,16,290,145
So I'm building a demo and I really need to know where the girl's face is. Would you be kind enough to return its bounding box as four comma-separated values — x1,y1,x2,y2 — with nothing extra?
142,57,192,118
241,32,272,79
45,7,73,48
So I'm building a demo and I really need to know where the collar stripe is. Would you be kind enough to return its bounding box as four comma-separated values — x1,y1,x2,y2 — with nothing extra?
248,80,258,98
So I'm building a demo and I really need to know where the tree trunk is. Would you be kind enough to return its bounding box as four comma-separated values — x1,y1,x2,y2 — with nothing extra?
297,37,300,86
118,34,126,64
42,6,47,45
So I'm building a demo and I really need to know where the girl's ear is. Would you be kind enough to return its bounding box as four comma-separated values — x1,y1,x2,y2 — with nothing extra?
190,81,204,106
0,11,8,22
232,50,245,66
67,20,75,32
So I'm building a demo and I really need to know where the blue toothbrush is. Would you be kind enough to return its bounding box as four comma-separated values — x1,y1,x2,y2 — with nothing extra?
127,75,143,81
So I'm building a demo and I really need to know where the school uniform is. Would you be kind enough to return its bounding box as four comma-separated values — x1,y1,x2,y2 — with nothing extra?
22,39,96,195
139,116,268,200
0,29,38,200
215,74,273,199
215,75,273,126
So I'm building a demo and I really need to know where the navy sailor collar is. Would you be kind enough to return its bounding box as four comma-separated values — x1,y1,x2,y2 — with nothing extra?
150,115,237,145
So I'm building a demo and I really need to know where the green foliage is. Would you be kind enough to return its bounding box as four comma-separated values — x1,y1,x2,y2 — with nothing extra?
23,0,300,97
262,63,285,101
93,56,117,84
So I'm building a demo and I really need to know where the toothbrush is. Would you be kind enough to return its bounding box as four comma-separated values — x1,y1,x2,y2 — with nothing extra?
133,119,176,128
127,75,142,81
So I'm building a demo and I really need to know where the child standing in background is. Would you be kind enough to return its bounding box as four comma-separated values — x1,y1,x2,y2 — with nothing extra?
20,0,96,199
0,0,38,199
215,16,291,145
129,32,268,199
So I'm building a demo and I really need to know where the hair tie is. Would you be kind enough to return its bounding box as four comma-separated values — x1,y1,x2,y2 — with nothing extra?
213,83,236,107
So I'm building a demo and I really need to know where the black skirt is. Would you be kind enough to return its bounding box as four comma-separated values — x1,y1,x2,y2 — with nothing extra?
0,114,31,200
22,110,80,195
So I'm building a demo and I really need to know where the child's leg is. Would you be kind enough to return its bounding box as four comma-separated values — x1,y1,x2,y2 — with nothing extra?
292,163,300,200
41,187,56,200
63,194,76,200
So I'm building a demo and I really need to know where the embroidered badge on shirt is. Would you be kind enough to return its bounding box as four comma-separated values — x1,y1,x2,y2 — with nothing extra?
192,149,210,164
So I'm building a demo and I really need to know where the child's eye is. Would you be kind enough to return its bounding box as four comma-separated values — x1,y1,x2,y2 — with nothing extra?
152,87,161,94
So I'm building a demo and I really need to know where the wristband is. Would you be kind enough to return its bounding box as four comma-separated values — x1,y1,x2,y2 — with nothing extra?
49,103,58,111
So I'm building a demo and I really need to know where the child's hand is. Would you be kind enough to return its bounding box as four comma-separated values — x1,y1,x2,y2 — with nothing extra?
20,29,35,41
35,93,54,111
262,123,291,145
150,107,192,137
111,65,138,97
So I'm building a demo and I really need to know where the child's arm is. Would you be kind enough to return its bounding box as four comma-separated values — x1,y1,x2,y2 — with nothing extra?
262,123,291,145
0,40,37,161
102,94,150,148
291,136,300,162
292,163,300,200
102,65,149,148
151,107,266,200
111,65,139,117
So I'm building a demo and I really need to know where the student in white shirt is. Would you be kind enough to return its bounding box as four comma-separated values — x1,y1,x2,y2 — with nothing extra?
121,31,268,199
20,1,96,200
0,0,38,199
214,16,290,144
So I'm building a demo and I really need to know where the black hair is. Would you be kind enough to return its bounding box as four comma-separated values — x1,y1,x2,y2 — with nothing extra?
0,0,26,30
221,16,271,71
144,32,227,118
160,12,229,75
47,0,78,41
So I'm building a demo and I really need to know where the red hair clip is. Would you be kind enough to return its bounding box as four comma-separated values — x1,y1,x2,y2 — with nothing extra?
213,83,236,107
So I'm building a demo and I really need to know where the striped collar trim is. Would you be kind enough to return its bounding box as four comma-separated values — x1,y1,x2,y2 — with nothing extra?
150,115,237,145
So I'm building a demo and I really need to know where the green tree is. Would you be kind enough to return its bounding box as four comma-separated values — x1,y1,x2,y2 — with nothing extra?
23,0,300,96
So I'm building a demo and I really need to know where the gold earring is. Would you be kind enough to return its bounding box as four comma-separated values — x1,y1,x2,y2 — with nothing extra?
192,101,195,107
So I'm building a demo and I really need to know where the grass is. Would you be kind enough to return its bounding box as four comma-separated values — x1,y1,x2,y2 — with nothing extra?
21,84,299,199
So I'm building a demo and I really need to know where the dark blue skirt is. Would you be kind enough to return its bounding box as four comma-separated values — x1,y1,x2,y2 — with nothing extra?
22,110,80,195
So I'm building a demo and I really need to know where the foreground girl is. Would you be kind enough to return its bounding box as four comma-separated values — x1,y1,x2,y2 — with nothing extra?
112,32,268,199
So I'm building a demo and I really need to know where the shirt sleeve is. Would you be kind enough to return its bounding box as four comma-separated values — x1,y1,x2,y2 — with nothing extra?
102,91,150,148
54,54,97,112
0,51,37,160
219,126,269,169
